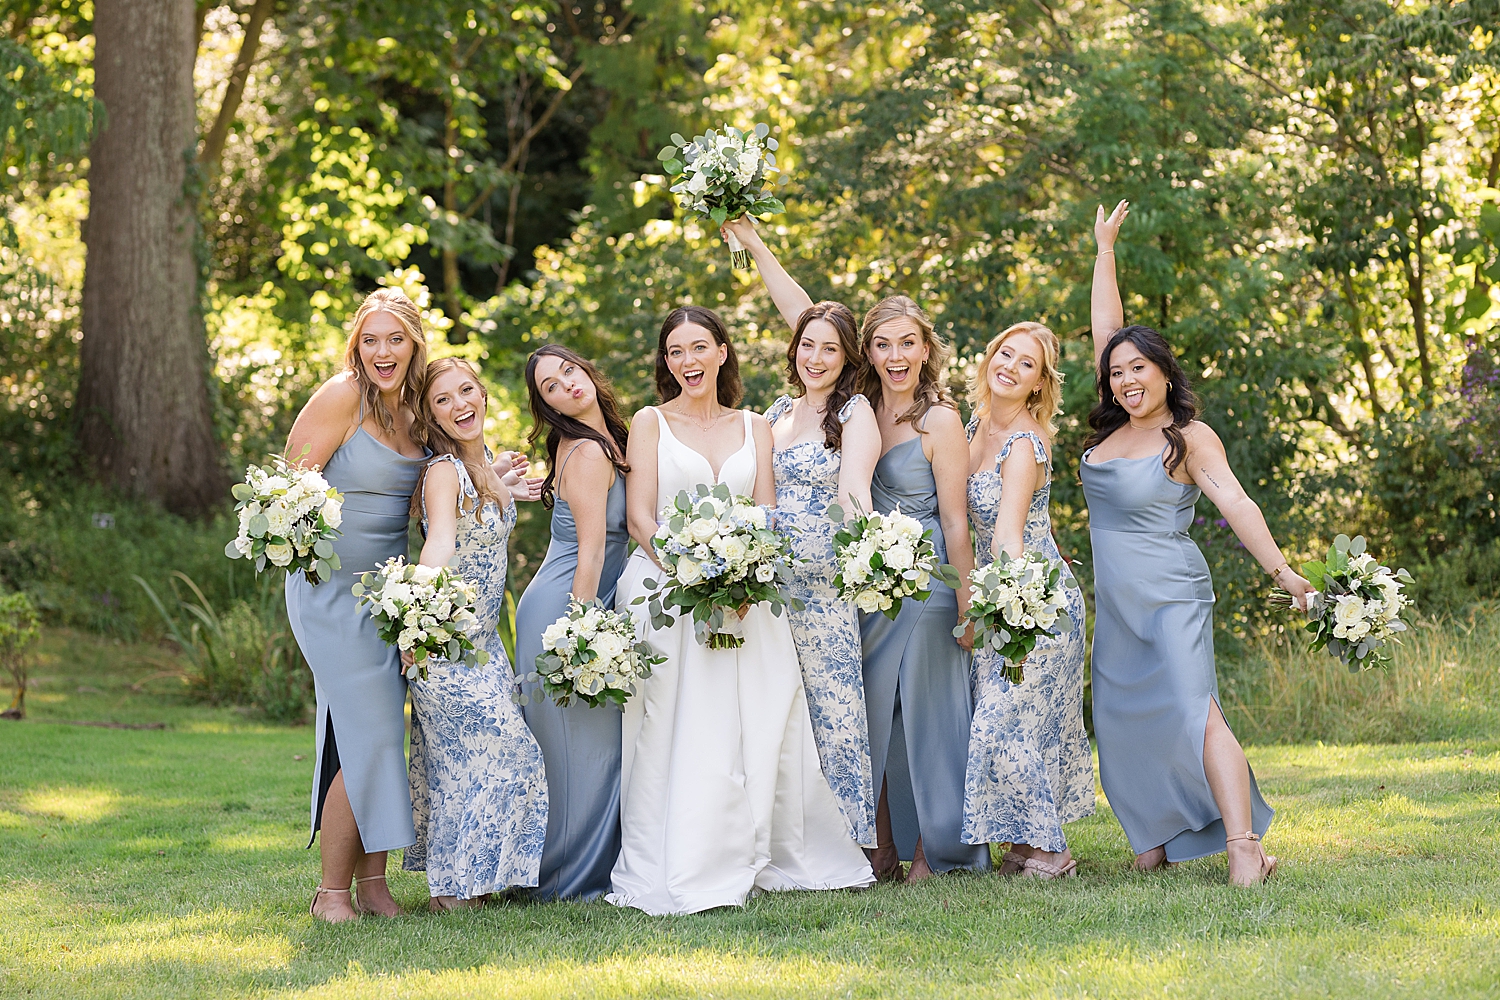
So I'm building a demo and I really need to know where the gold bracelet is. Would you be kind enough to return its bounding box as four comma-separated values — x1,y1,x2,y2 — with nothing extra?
1267,562,1289,580
1097,249,1115,256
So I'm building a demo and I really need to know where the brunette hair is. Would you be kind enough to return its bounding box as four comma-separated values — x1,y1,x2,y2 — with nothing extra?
786,301,862,451
524,345,632,509
343,287,429,435
857,294,955,431
655,305,743,407
1084,325,1200,473
968,322,1065,437
411,357,506,521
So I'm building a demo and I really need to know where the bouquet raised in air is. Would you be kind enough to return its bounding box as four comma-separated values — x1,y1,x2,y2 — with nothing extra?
527,599,662,708
636,483,802,649
1294,534,1414,670
956,551,1076,684
658,122,784,270
828,500,959,620
352,557,488,680
225,455,344,584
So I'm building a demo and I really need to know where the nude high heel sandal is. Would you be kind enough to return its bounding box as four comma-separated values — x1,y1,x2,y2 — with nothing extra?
309,884,356,921
1225,831,1278,884
352,873,392,915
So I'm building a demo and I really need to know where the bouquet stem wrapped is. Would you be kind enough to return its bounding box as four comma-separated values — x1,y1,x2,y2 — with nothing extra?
1291,534,1414,670
225,455,344,584
658,123,785,270
352,557,488,680
957,551,1076,684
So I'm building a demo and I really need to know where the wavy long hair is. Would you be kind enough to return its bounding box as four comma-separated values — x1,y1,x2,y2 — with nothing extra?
857,295,955,431
343,288,429,435
1084,325,1200,474
785,301,862,451
656,305,743,407
967,322,1065,437
411,358,506,522
524,345,631,509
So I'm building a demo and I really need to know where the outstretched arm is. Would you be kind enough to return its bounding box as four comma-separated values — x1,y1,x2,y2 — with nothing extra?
1183,423,1314,609
723,215,814,331
1091,200,1129,369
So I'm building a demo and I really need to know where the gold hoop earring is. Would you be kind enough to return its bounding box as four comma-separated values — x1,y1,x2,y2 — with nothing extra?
1167,380,1174,391
1112,395,1121,405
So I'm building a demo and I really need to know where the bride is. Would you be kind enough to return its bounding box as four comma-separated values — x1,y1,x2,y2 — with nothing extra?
608,305,875,915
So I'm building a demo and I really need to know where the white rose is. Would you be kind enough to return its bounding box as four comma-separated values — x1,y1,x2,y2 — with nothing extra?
592,632,627,662
265,542,293,566
690,518,720,543
885,545,914,571
542,620,570,652
321,497,343,529
756,563,776,583
1332,595,1366,630
233,535,253,558
411,564,439,586
913,570,931,591
676,558,703,586
855,590,885,613
720,535,749,563
693,544,712,562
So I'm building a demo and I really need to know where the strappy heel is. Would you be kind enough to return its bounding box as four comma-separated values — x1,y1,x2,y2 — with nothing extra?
309,884,357,922
870,844,904,883
1225,831,1278,884
1019,856,1078,880
352,873,392,915
998,850,1029,876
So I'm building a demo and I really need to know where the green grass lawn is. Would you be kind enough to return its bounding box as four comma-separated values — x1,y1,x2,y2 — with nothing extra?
3,630,1498,999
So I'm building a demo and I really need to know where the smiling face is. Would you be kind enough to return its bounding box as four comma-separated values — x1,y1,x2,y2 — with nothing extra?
664,322,728,401
1107,340,1171,419
425,366,487,445
866,317,930,394
357,310,416,394
532,353,598,421
987,331,1045,405
794,318,846,392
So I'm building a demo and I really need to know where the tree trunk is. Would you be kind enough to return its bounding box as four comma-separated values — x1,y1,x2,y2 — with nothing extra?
77,0,226,516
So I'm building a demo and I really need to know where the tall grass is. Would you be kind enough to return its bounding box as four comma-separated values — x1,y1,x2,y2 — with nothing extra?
1220,602,1500,744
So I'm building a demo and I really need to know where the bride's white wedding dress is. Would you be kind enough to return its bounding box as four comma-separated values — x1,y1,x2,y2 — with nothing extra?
608,407,875,915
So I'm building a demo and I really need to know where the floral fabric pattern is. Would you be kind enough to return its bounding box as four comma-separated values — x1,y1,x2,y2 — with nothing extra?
405,455,548,898
766,394,877,847
963,428,1094,852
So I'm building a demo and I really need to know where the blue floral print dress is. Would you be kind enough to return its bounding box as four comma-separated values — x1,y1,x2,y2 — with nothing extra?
766,393,877,847
963,428,1094,853
404,455,548,899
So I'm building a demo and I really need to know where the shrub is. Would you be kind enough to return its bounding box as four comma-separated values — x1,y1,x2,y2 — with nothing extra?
0,590,40,719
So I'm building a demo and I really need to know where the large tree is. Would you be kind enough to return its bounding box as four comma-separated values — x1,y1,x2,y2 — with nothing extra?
76,0,226,514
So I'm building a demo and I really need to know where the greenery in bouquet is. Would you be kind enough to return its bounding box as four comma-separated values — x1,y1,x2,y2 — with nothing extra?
658,122,785,269
1295,534,1414,670
525,598,662,708
352,557,488,680
957,551,1076,684
827,499,959,620
636,483,803,649
225,455,344,585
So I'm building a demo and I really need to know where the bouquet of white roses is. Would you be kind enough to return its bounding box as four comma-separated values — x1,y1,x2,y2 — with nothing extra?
956,551,1076,684
636,483,803,649
827,500,959,620
657,122,785,270
527,599,663,708
1293,534,1414,670
352,557,488,681
225,455,344,584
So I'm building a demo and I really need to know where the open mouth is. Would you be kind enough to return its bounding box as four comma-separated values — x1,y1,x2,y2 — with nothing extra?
886,364,910,384
1123,388,1145,407
373,361,398,380
994,371,1017,388
453,410,477,431
804,365,828,380
683,370,706,388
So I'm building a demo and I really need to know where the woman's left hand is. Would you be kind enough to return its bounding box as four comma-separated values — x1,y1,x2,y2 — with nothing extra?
956,620,975,652
497,453,544,502
1278,570,1315,612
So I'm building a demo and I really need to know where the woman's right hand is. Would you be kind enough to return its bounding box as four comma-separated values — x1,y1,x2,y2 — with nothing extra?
400,650,415,672
721,214,759,248
1094,199,1129,251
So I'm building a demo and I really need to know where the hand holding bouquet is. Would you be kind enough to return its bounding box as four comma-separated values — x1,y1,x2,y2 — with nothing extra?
1292,534,1414,670
956,551,1076,684
658,122,785,270
352,557,488,680
828,500,959,619
636,483,802,649
225,455,344,584
528,599,662,708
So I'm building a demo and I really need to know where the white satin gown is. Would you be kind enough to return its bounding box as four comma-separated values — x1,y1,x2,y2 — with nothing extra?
608,407,875,915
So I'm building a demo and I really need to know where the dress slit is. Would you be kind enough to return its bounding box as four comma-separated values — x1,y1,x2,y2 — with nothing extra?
309,709,342,847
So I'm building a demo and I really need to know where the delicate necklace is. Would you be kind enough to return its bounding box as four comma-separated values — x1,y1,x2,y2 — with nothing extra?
675,404,724,433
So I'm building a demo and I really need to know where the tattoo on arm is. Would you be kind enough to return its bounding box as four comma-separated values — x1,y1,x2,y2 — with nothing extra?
1200,467,1221,489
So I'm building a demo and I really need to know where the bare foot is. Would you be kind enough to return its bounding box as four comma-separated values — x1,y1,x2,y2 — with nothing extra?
355,878,403,917
867,844,903,882
905,837,935,883
1133,846,1169,871
310,888,359,924
428,895,483,912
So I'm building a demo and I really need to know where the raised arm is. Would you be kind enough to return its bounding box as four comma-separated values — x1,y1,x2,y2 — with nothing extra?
990,442,1043,562
557,440,617,602
834,398,878,514
285,373,360,469
1091,200,1130,369
416,462,461,568
723,215,814,331
624,407,663,567
1182,422,1313,609
926,405,976,642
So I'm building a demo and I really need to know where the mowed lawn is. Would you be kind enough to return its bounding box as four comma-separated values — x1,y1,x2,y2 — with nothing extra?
2,631,1498,1000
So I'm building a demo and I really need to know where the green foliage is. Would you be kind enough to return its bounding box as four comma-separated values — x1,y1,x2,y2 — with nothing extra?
0,589,40,717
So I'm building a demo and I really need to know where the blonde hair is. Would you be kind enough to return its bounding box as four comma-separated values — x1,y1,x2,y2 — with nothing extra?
968,322,1064,436
411,358,506,522
343,288,429,435
857,295,955,431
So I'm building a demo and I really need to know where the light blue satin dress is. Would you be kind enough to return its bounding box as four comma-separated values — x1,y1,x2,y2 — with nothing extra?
404,456,548,898
766,394,877,848
861,417,991,873
515,443,630,900
284,418,424,853
1081,446,1273,861
963,429,1093,852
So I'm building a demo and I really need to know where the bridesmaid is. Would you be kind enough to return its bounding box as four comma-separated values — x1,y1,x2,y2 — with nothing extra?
514,345,633,900
1086,200,1312,885
725,217,880,848
403,358,549,909
858,297,991,882
962,323,1093,879
284,288,428,922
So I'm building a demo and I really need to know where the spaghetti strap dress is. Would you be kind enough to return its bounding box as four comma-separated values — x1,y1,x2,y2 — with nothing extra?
515,443,630,900
284,407,425,853
962,428,1093,852
1080,446,1273,861
860,416,991,873
765,393,877,847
